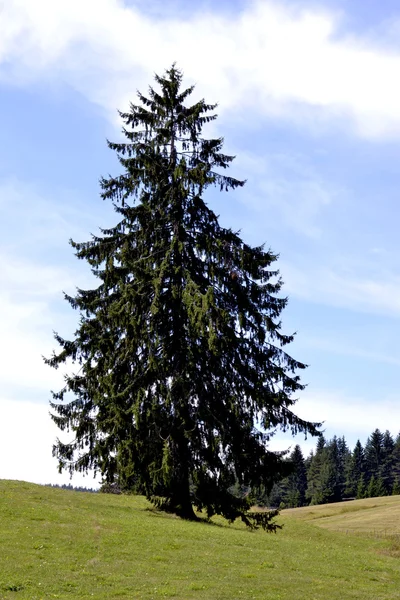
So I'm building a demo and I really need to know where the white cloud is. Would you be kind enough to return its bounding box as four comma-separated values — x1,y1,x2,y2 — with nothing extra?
269,386,400,457
2,1,400,137
0,289,67,392
0,179,102,487
0,179,100,394
297,388,400,442
281,261,400,317
0,397,100,487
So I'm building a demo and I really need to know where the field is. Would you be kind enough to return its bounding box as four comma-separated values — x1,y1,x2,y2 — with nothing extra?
1,480,400,599
284,494,400,536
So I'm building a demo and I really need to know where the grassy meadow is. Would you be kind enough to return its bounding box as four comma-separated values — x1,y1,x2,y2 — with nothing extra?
1,480,400,599
284,494,400,536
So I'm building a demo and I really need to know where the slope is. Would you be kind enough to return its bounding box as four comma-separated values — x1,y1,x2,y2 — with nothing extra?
1,480,400,599
285,494,400,536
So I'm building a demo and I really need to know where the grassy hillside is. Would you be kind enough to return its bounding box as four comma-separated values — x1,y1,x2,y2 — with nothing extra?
285,495,400,536
1,480,400,599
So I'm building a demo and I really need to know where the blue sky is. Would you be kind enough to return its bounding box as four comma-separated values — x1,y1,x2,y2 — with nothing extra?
2,0,400,487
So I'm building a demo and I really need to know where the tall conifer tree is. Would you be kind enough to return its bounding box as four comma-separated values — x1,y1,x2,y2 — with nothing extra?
306,435,326,504
337,436,351,492
345,440,365,498
285,445,307,507
321,436,343,503
365,429,384,483
380,430,395,494
46,66,319,528
392,432,400,488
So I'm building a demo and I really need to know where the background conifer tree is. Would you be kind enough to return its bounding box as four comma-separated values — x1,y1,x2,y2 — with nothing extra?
392,433,400,487
345,440,365,498
321,436,344,503
365,429,384,486
380,430,395,494
337,436,351,497
356,473,367,500
285,444,307,507
366,475,385,498
306,435,326,505
392,476,400,495
46,66,319,528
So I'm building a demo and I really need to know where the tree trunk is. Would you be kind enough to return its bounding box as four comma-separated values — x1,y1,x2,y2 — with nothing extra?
171,484,197,520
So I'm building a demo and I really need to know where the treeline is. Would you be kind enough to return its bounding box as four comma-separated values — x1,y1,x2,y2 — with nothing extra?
259,429,400,508
44,483,98,493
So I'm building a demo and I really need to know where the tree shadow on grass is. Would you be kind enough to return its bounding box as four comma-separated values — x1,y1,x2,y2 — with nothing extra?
143,506,246,531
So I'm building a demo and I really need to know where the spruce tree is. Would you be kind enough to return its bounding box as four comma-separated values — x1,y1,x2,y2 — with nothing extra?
46,66,319,528
356,473,367,499
306,435,326,505
285,444,307,507
380,430,395,494
392,477,400,495
366,475,385,498
308,436,343,505
365,429,384,484
345,440,365,498
337,435,351,497
323,436,343,503
392,433,400,486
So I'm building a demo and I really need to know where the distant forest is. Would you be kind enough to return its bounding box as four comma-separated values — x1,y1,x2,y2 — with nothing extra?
44,428,400,509
257,428,400,509
45,483,98,493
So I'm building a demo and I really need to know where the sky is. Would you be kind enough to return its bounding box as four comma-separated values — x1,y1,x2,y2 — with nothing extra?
2,0,400,488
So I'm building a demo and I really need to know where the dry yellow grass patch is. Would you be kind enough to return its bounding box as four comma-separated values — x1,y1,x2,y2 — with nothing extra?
284,495,400,536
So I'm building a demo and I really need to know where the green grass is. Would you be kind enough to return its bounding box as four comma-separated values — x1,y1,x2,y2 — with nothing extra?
2,481,400,599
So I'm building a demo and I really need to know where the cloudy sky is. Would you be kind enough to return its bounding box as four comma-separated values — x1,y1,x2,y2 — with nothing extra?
2,0,400,487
